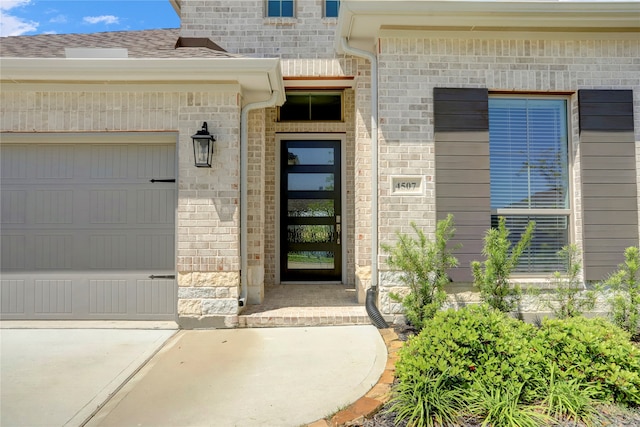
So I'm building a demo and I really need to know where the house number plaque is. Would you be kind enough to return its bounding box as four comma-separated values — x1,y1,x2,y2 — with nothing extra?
390,176,423,195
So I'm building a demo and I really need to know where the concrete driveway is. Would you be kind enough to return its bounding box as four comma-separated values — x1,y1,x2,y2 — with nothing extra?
1,324,386,427
0,322,177,427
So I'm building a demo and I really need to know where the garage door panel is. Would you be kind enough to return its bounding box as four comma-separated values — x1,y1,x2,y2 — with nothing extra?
1,235,25,269
0,280,25,314
36,145,75,179
89,280,128,315
135,234,175,269
90,190,128,224
34,279,73,314
136,189,175,224
1,146,27,179
137,145,176,179
1,273,176,320
0,141,176,321
1,190,26,224
89,235,129,269
136,279,175,315
90,145,130,179
34,190,74,224
34,235,74,269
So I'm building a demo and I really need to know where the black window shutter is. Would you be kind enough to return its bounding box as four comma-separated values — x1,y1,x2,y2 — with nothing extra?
579,89,638,281
434,88,490,282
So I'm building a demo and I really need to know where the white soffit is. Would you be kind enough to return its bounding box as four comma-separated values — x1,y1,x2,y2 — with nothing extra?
0,57,286,107
336,0,640,52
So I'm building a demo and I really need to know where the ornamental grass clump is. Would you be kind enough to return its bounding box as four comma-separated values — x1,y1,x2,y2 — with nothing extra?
386,369,464,427
542,363,599,426
466,381,552,427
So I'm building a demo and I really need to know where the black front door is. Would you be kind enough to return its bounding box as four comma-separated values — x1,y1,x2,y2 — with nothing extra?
280,140,342,281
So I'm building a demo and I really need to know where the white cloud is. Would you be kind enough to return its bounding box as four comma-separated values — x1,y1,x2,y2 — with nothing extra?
49,14,67,24
0,0,37,37
83,15,119,25
0,0,31,12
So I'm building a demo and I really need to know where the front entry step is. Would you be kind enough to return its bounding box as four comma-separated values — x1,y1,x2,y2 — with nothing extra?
237,284,370,328
238,305,370,328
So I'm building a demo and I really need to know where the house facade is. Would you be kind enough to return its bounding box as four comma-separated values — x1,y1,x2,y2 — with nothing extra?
1,0,639,328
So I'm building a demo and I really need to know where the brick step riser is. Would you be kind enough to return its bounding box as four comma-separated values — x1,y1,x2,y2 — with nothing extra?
238,317,371,328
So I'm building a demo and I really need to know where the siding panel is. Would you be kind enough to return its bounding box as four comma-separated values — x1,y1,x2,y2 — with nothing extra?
579,89,638,281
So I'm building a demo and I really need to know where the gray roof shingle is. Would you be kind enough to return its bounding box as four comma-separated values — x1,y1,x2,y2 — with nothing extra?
0,28,243,59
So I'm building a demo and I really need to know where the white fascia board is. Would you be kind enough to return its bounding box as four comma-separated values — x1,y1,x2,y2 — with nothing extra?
0,57,286,106
0,132,178,145
169,0,181,16
336,0,640,52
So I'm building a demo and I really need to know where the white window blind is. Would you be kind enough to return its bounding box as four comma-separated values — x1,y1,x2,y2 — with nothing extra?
489,98,569,273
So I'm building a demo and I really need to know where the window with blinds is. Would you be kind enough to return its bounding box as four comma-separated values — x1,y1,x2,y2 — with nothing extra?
489,97,570,273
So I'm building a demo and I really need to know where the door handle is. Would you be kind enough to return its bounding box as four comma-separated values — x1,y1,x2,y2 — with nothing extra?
336,223,341,245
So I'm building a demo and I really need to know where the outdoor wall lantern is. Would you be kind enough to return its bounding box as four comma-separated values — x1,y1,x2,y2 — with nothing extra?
191,122,216,167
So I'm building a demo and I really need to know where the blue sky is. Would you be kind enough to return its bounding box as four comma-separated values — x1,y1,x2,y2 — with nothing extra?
0,0,180,37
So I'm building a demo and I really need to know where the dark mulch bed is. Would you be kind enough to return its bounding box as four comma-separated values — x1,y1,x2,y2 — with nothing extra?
356,324,640,427
359,406,640,427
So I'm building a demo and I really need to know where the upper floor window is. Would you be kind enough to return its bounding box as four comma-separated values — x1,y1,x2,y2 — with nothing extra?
267,0,294,17
278,91,343,121
489,97,570,273
325,0,340,18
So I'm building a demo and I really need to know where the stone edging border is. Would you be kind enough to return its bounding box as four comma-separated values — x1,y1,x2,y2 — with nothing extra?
305,327,403,427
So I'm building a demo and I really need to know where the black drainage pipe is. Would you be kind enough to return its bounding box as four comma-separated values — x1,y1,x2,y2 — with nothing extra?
366,287,389,329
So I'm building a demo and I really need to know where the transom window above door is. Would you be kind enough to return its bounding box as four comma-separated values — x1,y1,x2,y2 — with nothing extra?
278,91,343,121
267,0,294,17
489,97,570,273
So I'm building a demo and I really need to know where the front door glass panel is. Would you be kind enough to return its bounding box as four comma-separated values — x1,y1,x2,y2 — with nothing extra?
287,173,334,191
280,140,341,281
287,199,335,217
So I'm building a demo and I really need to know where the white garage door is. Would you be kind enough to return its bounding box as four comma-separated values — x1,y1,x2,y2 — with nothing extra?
1,137,177,320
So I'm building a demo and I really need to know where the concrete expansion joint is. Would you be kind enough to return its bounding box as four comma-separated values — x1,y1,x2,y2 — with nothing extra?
306,327,401,427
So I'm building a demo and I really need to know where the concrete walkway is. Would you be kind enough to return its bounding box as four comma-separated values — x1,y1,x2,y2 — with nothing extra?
86,326,386,427
0,324,177,427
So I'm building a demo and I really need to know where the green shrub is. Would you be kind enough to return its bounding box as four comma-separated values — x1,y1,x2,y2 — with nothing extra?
534,316,640,406
471,217,535,313
396,305,545,398
601,246,640,339
392,305,640,427
540,245,596,319
382,214,458,330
